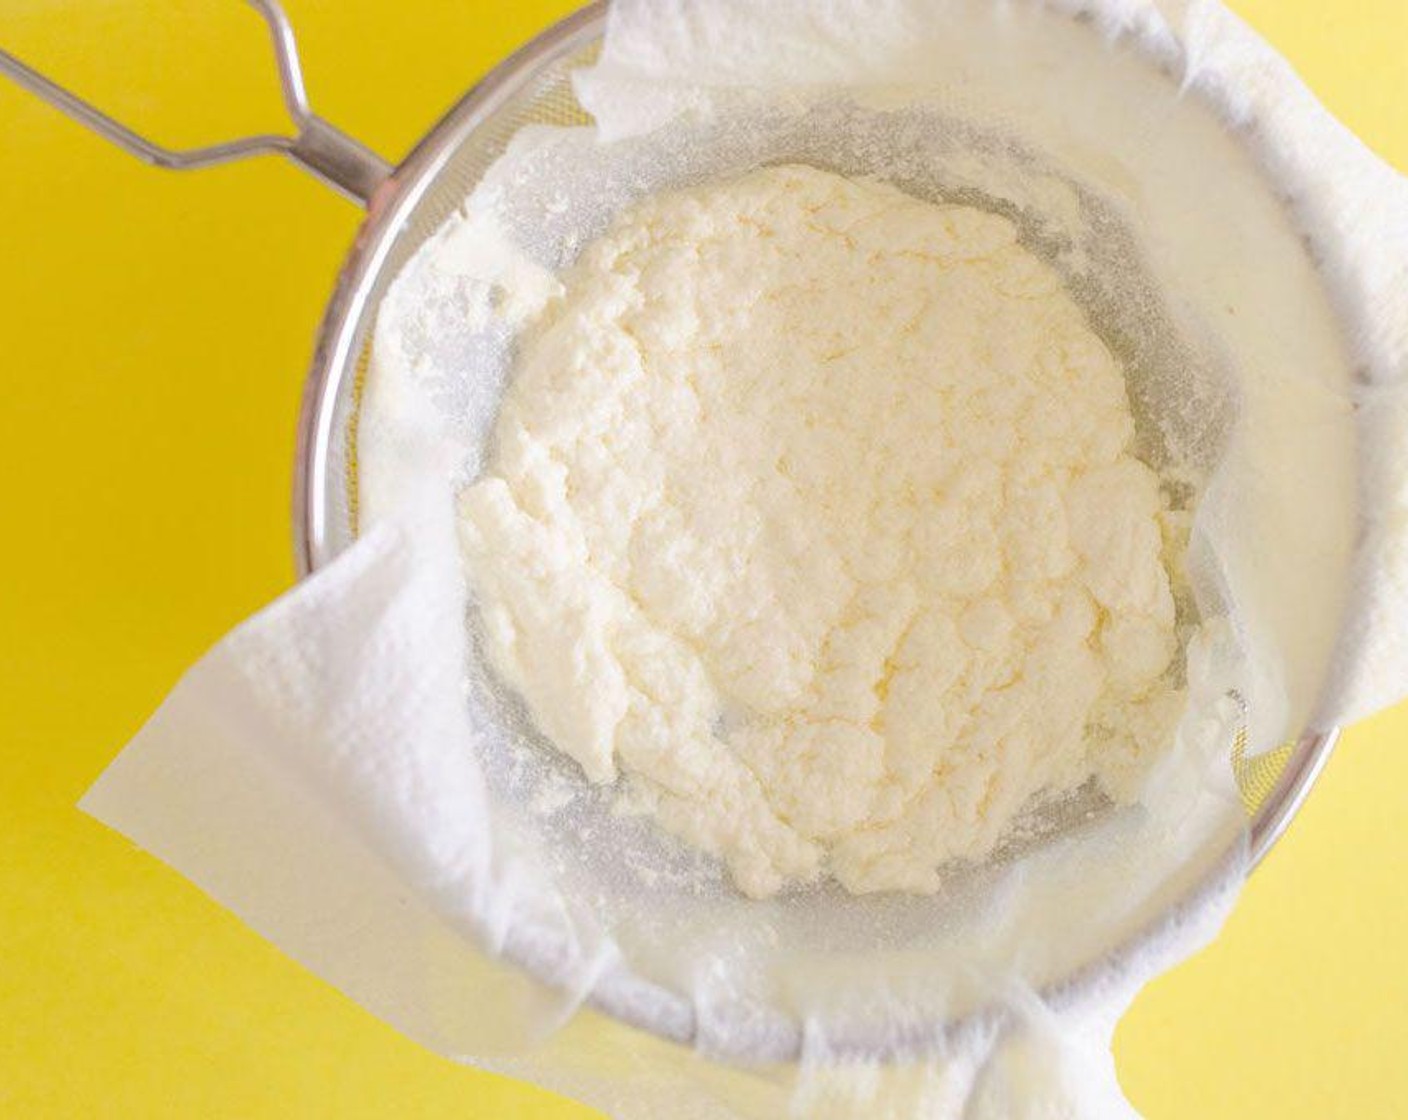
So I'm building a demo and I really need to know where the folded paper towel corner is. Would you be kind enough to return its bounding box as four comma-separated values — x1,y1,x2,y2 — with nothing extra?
80,512,617,1063
81,1,1408,1117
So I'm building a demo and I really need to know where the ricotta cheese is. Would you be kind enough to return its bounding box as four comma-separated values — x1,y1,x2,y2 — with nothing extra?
458,165,1183,897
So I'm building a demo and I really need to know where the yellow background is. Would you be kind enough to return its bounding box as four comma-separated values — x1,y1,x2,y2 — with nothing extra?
1,1,1404,1115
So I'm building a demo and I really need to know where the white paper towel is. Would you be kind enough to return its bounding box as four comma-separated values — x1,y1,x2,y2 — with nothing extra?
83,498,1244,1118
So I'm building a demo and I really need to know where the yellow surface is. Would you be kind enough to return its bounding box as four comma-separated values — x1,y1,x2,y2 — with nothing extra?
0,1,1404,1116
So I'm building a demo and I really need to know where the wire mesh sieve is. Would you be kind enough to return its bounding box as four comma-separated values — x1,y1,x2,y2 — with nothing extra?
1,0,1337,1064
302,9,1330,853
284,6,1339,1057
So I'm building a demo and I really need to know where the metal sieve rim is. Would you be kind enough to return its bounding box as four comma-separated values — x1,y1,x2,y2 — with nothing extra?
287,0,1339,1066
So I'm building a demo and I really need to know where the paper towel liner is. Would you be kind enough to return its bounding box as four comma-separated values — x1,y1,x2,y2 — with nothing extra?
83,2,1408,1117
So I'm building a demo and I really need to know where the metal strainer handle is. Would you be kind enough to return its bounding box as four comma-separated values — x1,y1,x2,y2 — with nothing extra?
0,0,392,206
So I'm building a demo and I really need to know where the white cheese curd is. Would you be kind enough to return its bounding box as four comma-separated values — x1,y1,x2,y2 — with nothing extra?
458,165,1183,898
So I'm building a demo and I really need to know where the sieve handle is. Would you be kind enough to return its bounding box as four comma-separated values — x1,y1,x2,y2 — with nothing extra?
0,0,392,207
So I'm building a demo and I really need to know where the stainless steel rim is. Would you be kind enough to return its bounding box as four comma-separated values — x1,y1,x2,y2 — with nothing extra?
283,0,1338,1064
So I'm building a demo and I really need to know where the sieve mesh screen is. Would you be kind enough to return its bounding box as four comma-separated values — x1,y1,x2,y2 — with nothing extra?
326,40,601,562
397,44,599,257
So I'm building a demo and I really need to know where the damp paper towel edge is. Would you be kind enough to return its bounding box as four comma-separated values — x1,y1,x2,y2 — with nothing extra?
80,1,1408,1119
